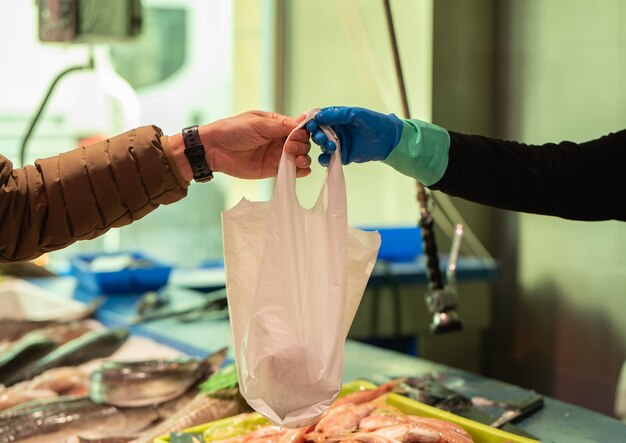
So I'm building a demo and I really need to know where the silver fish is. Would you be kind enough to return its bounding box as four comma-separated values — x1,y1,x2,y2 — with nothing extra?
5,385,233,443
89,348,226,407
2,328,129,387
0,396,160,443
131,392,243,443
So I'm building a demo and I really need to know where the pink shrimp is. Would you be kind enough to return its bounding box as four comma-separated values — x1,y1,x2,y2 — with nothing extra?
357,404,472,443
407,417,472,440
341,434,401,443
306,399,387,442
333,382,397,407
278,422,317,443
210,437,248,443
436,429,474,443
366,423,441,443
242,425,287,443
359,413,409,431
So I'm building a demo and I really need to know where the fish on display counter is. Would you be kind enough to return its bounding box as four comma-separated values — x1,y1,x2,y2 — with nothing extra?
132,392,243,443
0,334,58,384
89,348,227,408
0,396,164,443
0,348,241,442
0,364,241,442
0,297,103,343
0,366,89,410
0,321,96,385
1,328,129,387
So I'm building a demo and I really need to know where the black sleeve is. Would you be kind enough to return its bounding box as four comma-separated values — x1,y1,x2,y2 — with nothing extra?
429,130,626,221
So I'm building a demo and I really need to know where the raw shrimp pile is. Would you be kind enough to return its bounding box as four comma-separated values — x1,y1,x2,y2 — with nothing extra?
206,383,474,443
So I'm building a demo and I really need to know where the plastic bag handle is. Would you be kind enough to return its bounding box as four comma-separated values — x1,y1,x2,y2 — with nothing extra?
274,109,346,213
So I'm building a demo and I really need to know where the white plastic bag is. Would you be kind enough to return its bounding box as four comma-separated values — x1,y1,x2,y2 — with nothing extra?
222,110,381,428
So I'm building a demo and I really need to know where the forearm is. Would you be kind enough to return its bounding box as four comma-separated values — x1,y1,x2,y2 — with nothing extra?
0,126,188,262
430,130,626,221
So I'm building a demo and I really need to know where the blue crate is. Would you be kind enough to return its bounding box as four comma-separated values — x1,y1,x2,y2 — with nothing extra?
70,252,172,294
361,226,423,263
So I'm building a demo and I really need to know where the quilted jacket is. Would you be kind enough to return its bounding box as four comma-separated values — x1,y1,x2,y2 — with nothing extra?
0,126,188,262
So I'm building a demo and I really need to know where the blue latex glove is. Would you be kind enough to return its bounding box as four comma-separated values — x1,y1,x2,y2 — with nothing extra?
305,106,404,166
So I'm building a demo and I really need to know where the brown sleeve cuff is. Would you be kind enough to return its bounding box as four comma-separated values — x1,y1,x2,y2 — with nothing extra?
160,134,190,188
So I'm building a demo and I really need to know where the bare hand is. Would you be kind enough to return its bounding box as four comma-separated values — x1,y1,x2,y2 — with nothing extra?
203,111,311,179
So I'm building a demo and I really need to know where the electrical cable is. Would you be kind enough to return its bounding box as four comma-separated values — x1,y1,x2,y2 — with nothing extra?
338,1,494,266
382,0,444,291
336,0,397,112
382,0,410,120
18,50,95,167
380,1,493,264
433,192,494,260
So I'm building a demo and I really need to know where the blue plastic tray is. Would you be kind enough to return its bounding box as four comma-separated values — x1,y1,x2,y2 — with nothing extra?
70,252,172,294
361,226,423,262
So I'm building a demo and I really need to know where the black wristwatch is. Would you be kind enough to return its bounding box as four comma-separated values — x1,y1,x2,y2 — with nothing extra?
182,125,214,183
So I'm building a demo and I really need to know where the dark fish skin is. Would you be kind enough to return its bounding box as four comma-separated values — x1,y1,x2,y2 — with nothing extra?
2,328,129,386
0,334,58,384
0,397,160,443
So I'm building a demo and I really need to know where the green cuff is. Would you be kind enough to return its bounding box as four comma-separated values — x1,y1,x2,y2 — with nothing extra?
382,119,450,186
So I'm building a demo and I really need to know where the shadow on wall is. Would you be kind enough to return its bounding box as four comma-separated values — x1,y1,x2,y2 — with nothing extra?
510,280,626,417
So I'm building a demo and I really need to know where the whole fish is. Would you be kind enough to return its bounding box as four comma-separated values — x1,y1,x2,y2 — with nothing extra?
2,328,129,386
0,297,104,342
0,333,58,383
89,348,226,407
131,392,243,443
0,382,232,443
0,396,161,443
0,321,95,384
68,391,243,443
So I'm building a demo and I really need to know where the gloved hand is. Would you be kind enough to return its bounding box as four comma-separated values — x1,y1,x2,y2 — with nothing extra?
305,106,403,166
306,106,451,186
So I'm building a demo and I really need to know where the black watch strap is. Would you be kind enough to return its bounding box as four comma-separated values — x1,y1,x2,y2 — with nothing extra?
182,125,213,183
